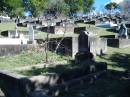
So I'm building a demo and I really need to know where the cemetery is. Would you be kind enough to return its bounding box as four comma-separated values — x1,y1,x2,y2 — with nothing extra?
0,0,130,97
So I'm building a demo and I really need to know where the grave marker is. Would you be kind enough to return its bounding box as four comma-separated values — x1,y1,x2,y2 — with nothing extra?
28,24,34,44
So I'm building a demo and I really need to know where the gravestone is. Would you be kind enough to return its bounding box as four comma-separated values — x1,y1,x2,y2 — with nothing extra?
15,16,20,24
72,37,78,59
78,31,89,52
118,23,128,39
78,31,107,56
75,32,93,64
28,24,34,44
15,25,19,38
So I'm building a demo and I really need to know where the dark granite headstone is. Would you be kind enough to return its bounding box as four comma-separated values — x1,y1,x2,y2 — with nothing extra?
78,32,89,52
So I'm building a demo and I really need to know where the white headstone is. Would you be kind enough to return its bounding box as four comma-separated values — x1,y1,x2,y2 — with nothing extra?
28,24,34,42
15,25,19,38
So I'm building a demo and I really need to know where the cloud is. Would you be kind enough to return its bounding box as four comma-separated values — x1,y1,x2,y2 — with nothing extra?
111,0,124,4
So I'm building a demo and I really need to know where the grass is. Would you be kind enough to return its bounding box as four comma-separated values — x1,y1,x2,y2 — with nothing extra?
96,47,130,72
0,50,66,70
0,22,28,32
77,23,117,37
59,71,130,97
35,31,78,39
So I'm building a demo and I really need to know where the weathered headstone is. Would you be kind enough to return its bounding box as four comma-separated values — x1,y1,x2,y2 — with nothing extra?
28,24,34,44
118,23,128,39
78,31,89,52
78,31,107,56
72,37,78,59
15,25,19,38
15,16,20,24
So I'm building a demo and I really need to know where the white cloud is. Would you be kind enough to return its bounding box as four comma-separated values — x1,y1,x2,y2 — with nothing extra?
111,0,124,4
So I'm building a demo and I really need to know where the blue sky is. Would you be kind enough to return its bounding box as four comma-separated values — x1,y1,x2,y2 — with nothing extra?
94,0,111,11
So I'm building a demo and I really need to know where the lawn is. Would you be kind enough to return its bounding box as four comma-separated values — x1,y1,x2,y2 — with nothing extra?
96,47,130,71
0,22,130,72
0,22,28,31
77,23,117,37
34,31,78,39
0,50,67,70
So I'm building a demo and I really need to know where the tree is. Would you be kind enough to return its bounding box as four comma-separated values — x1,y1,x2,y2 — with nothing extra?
105,2,120,14
0,0,11,14
64,0,83,16
28,0,48,17
44,0,70,17
0,0,24,16
28,0,94,17
83,0,94,13
64,0,94,16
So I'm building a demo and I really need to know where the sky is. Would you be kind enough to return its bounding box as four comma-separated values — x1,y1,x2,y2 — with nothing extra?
94,0,110,11
94,0,123,11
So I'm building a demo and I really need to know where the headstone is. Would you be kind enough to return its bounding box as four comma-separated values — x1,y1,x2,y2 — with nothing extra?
28,24,34,43
15,25,19,38
118,23,128,39
78,31,89,52
15,16,20,24
78,31,107,56
72,37,78,59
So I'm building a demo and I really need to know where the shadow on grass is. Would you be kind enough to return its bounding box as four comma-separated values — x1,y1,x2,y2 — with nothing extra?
19,62,96,76
100,53,130,71
59,69,130,97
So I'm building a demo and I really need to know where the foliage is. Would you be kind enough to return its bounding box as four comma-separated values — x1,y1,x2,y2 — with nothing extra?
28,0,48,17
0,0,11,14
0,0,25,16
6,0,24,16
28,0,94,17
44,0,70,16
83,0,94,13
64,0,83,15
105,2,120,11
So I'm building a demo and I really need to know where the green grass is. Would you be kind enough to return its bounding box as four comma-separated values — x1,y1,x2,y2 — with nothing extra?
0,22,28,32
96,47,130,71
35,31,78,39
0,50,66,70
77,23,117,37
